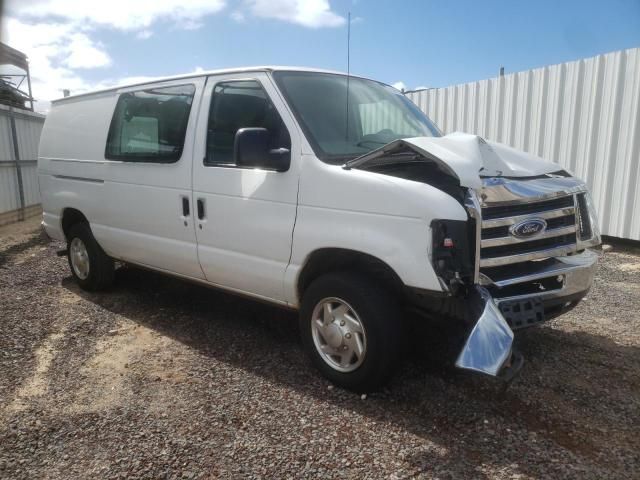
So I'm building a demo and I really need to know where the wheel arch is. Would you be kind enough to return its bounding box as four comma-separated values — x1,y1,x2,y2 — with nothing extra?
296,248,405,303
61,207,89,240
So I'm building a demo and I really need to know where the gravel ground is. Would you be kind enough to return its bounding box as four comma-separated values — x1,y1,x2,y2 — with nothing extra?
1,217,639,479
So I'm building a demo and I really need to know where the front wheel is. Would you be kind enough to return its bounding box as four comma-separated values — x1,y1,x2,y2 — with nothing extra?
299,272,404,392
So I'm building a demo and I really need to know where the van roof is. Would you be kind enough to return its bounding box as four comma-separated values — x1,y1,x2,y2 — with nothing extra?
51,66,374,104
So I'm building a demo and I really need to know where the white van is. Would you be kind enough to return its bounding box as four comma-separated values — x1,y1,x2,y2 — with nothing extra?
38,67,601,391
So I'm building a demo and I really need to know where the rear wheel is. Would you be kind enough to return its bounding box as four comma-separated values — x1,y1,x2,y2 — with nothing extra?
299,272,404,392
67,223,114,291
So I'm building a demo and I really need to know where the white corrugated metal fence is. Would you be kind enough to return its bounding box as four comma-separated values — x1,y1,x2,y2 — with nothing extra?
0,105,45,225
407,47,640,241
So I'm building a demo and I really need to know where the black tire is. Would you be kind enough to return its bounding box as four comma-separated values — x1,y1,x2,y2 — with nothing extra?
67,222,115,291
299,271,404,392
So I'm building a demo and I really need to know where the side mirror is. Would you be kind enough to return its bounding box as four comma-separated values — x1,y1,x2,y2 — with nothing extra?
234,127,290,172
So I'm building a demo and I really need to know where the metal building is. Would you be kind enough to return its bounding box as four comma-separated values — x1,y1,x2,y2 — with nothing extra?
0,42,34,111
0,43,43,226
0,105,44,226
407,47,640,241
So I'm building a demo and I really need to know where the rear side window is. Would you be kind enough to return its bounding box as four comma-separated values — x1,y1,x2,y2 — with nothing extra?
105,84,195,163
205,80,290,166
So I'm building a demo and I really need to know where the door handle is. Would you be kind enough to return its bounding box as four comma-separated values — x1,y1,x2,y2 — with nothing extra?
197,198,205,220
182,196,190,217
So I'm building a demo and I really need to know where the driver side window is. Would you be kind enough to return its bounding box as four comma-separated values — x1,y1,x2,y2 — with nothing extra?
205,80,291,166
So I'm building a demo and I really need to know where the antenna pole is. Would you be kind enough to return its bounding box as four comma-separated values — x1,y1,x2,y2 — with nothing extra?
347,12,351,76
345,12,351,142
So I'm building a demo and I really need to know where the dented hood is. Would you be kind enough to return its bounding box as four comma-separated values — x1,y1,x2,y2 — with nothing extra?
346,132,562,188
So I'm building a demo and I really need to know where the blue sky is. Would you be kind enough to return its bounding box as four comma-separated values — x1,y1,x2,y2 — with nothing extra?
2,0,640,111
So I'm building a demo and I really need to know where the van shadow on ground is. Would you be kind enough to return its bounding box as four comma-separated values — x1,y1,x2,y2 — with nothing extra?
62,265,640,478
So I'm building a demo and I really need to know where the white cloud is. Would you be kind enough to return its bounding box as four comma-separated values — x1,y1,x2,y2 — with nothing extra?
0,16,198,112
246,0,345,28
63,33,112,68
2,0,224,112
175,18,205,30
231,11,246,22
136,30,154,40
1,17,110,111
2,0,346,112
7,0,227,31
391,82,431,92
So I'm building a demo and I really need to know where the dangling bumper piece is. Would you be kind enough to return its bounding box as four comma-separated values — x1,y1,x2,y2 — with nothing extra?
455,286,522,380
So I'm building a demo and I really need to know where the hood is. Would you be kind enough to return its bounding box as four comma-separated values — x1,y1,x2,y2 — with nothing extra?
346,132,562,188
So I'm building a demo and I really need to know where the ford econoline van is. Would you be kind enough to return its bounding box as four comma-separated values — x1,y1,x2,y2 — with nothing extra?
38,67,601,391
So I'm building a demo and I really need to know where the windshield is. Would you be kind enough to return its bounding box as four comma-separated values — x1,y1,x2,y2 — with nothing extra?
273,71,441,164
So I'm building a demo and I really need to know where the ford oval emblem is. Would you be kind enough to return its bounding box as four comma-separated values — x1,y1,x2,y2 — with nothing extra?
510,218,547,239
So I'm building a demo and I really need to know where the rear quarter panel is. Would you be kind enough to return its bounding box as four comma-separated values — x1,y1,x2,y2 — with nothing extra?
38,92,116,242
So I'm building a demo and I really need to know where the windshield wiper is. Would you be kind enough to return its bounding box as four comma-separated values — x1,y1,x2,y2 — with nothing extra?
355,139,388,148
344,139,406,169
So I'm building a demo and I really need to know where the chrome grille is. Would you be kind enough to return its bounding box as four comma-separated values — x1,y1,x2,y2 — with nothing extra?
479,195,578,268
575,193,593,240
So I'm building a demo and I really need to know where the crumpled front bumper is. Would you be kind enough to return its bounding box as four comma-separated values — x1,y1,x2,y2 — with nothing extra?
455,286,520,378
455,249,598,380
486,249,599,328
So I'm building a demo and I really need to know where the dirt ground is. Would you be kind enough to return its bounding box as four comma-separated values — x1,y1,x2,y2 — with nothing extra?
1,216,639,479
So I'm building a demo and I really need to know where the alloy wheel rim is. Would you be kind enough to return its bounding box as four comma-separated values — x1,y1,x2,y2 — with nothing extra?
311,297,367,373
70,237,90,280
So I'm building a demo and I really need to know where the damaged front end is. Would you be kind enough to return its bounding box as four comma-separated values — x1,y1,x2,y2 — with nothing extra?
431,216,523,382
346,135,600,384
345,139,525,382
435,192,523,381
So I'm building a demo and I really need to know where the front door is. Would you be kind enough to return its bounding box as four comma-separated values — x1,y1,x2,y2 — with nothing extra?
192,73,301,303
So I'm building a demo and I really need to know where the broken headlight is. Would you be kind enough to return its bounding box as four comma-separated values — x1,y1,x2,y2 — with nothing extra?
431,219,475,292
